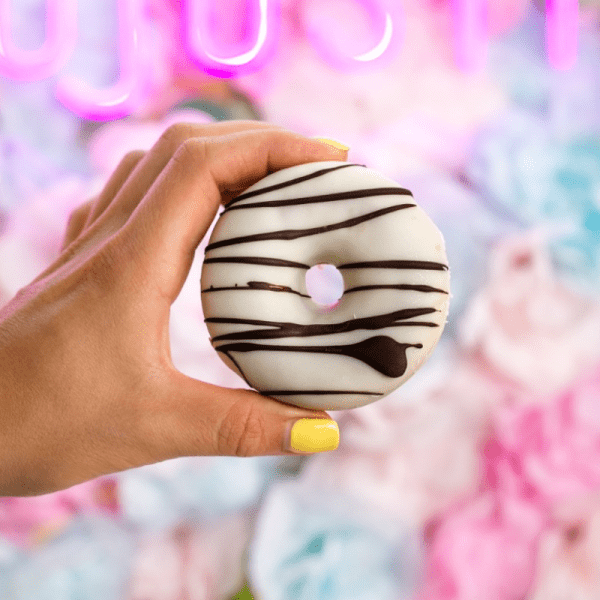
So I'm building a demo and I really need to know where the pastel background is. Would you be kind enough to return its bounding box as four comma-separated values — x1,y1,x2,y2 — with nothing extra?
0,0,600,598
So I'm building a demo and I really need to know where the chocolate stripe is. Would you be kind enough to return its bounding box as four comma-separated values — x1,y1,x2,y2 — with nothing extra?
339,260,449,271
205,204,415,252
228,163,359,206
202,282,447,297
216,336,423,378
223,188,413,212
202,281,310,298
261,390,383,396
211,321,438,344
380,321,438,327
203,256,311,269
207,306,439,342
344,283,448,294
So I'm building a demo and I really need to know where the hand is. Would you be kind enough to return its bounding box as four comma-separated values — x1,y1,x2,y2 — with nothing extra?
0,121,348,497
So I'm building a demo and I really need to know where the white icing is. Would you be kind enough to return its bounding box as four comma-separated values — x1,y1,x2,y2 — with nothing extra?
200,161,450,410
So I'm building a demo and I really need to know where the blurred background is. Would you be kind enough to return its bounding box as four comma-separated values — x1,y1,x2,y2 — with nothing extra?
1,0,600,598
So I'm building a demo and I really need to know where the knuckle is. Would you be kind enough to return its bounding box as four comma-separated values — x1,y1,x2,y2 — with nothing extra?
217,399,267,457
122,149,145,166
66,211,82,230
66,202,92,232
172,137,208,168
68,202,91,223
159,122,200,151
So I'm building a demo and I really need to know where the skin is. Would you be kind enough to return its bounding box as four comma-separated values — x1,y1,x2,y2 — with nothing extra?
0,121,348,497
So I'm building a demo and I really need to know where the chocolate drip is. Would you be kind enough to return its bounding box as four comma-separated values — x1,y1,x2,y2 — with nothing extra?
216,335,423,378
205,204,415,253
204,256,311,269
261,390,383,396
228,163,359,207
224,187,413,213
201,281,310,298
207,306,438,343
339,260,449,271
344,283,449,294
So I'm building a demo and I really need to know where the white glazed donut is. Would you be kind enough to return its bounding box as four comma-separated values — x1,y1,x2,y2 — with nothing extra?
200,161,450,411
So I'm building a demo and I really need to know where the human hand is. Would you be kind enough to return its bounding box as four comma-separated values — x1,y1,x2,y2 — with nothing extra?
0,121,348,497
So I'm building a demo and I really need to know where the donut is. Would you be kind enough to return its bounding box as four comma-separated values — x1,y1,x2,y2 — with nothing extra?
200,161,450,411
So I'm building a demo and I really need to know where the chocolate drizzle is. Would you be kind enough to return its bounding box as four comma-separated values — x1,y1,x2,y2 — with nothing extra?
344,283,448,294
202,162,450,401
260,390,383,396
216,336,423,378
207,306,439,342
205,204,416,252
203,255,449,272
202,281,448,297
204,256,311,269
227,163,359,207
223,187,412,213
339,260,449,271
202,281,311,298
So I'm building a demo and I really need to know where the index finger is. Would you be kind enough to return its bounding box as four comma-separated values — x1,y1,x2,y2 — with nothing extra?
98,121,285,227
112,127,348,303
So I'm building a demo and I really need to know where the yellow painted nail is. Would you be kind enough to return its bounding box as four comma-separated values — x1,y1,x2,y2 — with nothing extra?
289,418,340,453
312,137,350,152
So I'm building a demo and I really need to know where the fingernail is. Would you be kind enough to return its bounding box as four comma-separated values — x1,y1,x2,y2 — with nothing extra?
312,137,350,152
287,418,340,453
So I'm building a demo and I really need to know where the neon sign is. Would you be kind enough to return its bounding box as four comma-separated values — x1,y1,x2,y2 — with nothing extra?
183,0,280,77
452,0,488,72
0,0,581,120
0,0,77,80
54,0,149,120
303,0,402,72
545,0,579,70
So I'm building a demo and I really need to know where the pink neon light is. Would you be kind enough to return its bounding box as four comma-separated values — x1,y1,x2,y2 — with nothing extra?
55,0,148,120
546,0,579,70
183,0,281,77
303,0,400,72
0,0,77,81
452,0,488,72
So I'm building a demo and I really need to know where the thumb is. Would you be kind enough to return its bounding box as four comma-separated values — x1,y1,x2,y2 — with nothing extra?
146,374,340,459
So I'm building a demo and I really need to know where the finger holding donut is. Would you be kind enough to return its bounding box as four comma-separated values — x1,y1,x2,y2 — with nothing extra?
0,122,347,497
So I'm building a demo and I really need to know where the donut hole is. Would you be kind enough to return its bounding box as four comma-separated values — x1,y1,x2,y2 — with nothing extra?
305,264,344,308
